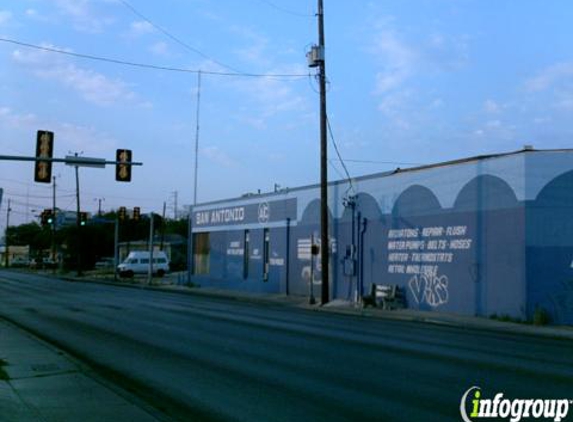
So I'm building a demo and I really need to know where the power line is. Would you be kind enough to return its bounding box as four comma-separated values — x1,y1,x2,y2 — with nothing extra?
0,37,309,79
326,116,354,194
327,160,347,181
118,0,245,75
3,191,75,200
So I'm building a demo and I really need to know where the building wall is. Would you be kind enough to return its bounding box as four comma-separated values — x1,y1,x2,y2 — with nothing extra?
191,151,573,324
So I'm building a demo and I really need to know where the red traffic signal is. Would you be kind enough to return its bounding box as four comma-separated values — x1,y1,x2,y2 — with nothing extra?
116,149,132,182
35,130,54,183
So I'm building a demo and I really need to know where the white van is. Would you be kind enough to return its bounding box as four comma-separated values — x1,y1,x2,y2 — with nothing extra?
118,251,170,278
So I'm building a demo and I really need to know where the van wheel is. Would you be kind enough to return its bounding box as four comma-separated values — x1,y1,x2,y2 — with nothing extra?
126,270,134,278
157,269,165,277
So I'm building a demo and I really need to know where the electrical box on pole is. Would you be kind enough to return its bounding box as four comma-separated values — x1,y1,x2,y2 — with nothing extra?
306,45,324,68
34,130,54,183
115,149,132,182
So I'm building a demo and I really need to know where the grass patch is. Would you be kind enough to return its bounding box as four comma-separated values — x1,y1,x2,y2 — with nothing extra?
533,307,551,326
489,313,524,324
0,359,9,381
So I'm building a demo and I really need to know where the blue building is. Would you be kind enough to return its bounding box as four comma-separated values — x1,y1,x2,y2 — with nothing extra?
191,149,573,324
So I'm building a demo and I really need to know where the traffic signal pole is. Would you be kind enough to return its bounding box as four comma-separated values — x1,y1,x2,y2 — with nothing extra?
4,199,11,268
74,154,82,277
114,217,119,282
52,176,57,273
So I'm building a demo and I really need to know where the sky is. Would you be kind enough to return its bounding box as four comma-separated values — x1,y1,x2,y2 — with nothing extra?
1,0,573,229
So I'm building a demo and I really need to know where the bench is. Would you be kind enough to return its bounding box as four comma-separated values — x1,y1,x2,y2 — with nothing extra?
363,284,406,310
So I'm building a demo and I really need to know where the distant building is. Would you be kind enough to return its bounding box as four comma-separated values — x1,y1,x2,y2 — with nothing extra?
0,245,30,267
55,210,89,227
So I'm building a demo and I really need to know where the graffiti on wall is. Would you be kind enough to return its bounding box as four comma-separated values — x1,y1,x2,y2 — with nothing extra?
408,273,449,307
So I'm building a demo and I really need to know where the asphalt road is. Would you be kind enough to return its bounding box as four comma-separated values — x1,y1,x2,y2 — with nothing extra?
0,270,572,422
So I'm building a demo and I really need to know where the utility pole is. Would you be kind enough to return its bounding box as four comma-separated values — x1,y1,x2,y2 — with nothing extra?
95,197,104,216
147,213,154,285
193,70,202,207
188,70,202,284
74,153,82,276
174,191,178,220
4,199,11,268
114,216,119,282
318,0,330,304
160,201,166,251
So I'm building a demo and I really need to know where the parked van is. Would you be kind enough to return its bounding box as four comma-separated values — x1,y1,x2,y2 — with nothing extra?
118,251,170,278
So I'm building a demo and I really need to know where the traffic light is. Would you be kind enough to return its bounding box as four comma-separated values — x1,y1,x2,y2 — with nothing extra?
80,212,88,226
40,209,54,226
40,210,47,226
115,149,132,182
133,206,141,221
34,130,54,183
118,206,127,222
46,209,54,225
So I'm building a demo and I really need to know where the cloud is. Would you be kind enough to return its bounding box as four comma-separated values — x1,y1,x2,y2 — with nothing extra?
371,30,416,95
54,0,114,33
523,62,573,111
524,62,573,92
57,122,118,154
11,44,143,107
149,41,169,56
202,146,237,167
430,98,445,109
0,106,37,129
0,10,12,25
194,24,310,129
483,99,502,114
231,70,308,129
231,26,271,66
128,20,155,37
368,17,469,109
0,106,118,154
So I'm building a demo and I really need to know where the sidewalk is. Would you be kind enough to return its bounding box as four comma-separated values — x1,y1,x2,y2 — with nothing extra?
315,299,573,341
0,319,162,422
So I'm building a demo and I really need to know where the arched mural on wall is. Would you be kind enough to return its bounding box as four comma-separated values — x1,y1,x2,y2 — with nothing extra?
453,175,518,211
300,198,334,224
529,170,573,323
536,170,573,207
392,184,442,218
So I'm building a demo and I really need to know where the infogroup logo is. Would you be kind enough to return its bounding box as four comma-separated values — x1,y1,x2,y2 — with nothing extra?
460,387,572,422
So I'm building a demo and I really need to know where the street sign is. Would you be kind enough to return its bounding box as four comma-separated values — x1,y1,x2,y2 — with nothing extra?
65,156,106,168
